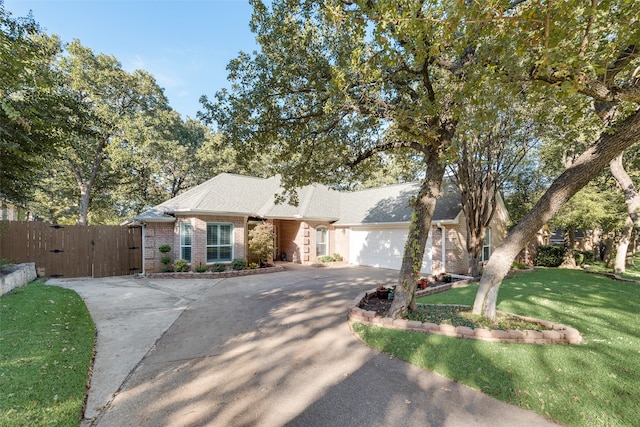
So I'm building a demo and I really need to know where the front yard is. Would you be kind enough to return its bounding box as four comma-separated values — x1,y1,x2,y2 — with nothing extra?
0,279,95,427
352,268,640,426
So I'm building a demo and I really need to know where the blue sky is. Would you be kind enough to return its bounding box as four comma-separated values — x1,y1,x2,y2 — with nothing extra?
4,0,259,119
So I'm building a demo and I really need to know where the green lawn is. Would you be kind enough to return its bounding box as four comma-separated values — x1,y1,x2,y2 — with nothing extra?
352,268,640,426
0,279,95,427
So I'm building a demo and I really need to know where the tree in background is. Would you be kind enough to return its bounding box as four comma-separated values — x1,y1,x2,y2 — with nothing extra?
449,91,539,276
57,40,172,225
0,5,77,206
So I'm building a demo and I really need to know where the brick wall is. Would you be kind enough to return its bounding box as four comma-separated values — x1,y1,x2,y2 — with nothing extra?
144,215,247,273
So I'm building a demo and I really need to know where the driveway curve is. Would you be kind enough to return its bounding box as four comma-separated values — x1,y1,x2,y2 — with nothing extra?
49,265,557,427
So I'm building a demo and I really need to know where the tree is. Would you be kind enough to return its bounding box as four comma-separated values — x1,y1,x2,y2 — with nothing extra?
58,40,171,225
471,0,640,319
204,0,525,318
0,5,76,205
449,93,538,276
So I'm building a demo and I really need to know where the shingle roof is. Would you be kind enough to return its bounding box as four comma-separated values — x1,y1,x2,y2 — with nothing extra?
130,173,462,225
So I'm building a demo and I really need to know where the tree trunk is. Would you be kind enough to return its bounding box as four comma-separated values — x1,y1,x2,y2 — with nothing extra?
603,235,615,268
473,109,640,320
609,151,640,274
388,151,446,319
614,216,633,274
559,226,577,268
77,182,91,226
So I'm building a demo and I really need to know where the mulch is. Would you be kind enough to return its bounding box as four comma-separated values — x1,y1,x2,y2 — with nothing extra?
358,279,460,317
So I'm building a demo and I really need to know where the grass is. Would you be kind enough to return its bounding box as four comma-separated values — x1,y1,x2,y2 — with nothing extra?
0,279,95,427
352,268,640,426
407,304,546,330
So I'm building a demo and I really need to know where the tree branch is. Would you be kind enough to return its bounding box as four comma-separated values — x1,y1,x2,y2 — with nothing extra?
348,141,426,167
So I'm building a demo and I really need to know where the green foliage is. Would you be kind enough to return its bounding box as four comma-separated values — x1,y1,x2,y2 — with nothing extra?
160,265,174,273
0,257,13,270
211,263,226,273
195,264,209,273
231,258,247,271
317,253,342,263
0,279,95,426
158,244,171,254
534,245,565,267
174,259,189,272
159,256,171,266
248,262,259,270
248,222,274,264
0,6,72,205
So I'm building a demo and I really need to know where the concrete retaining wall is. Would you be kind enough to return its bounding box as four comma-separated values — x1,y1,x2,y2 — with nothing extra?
0,262,37,297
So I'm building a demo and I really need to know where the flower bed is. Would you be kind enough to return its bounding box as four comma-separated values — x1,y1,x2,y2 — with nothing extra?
348,286,582,345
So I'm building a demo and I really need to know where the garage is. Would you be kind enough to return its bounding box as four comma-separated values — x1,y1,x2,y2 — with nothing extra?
349,226,432,273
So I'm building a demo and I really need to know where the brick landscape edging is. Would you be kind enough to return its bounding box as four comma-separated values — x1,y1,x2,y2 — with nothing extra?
348,286,583,345
146,265,285,279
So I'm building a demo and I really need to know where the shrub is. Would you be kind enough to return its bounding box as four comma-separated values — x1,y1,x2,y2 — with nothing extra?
576,249,594,264
231,258,247,271
512,261,528,270
332,253,343,261
158,244,171,254
159,256,171,266
318,255,334,263
535,245,564,267
248,222,274,264
195,264,208,273
174,259,189,272
212,263,226,272
160,266,174,273
248,262,259,269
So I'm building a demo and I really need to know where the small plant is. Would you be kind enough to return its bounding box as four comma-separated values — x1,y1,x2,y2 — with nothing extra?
231,258,247,271
0,257,13,271
332,253,343,261
248,262,259,269
318,255,334,263
195,264,208,273
174,259,189,272
158,245,173,272
212,263,226,272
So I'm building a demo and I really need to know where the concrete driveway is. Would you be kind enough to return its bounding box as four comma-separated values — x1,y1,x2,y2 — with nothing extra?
48,265,557,427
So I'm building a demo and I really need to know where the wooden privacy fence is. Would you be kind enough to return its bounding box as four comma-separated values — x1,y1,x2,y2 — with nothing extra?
0,221,142,278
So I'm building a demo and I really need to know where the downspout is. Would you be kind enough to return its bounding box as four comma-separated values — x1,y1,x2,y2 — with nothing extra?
141,222,146,276
437,222,446,273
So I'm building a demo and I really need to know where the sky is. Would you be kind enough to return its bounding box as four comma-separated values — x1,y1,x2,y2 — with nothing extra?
4,0,259,119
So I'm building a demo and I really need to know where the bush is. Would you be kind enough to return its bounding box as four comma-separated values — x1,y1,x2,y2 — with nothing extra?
318,255,334,263
231,258,247,271
248,262,259,269
158,244,171,254
195,264,208,273
212,263,226,272
248,222,275,264
159,256,171,266
174,259,189,272
535,245,565,267
576,249,594,264
160,266,174,273
512,261,528,270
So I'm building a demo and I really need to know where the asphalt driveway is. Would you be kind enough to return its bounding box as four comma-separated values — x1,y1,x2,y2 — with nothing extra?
48,265,557,427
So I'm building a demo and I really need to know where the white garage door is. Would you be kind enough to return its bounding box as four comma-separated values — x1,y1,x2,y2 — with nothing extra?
349,227,432,273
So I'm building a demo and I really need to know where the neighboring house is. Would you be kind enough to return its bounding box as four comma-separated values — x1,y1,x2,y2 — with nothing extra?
128,173,509,275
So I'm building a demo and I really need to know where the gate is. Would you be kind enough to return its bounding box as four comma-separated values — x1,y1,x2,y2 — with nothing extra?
0,221,142,278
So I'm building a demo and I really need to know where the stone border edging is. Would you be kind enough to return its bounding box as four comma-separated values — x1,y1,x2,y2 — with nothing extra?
348,286,583,345
585,269,640,284
0,262,37,297
146,265,285,279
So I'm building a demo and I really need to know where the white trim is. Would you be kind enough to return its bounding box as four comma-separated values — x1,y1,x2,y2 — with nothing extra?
437,222,447,273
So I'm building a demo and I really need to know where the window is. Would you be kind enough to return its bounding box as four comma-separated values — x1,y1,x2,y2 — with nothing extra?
482,228,491,262
316,226,328,257
207,223,233,263
180,222,192,263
